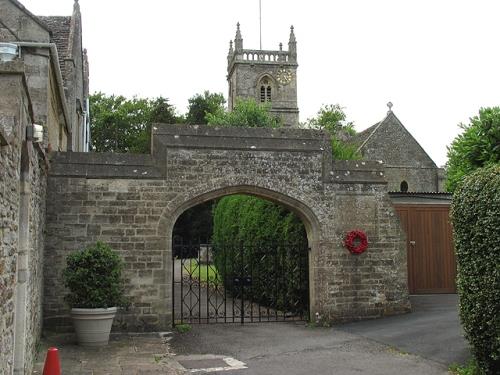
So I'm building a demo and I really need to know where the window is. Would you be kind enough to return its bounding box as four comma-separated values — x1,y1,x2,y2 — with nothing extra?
400,181,408,192
258,77,272,103
260,86,266,102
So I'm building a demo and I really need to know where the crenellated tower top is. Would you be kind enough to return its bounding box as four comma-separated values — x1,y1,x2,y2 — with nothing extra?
227,23,298,74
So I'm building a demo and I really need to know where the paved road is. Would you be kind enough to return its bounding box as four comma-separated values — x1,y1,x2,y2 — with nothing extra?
170,295,469,374
339,294,469,366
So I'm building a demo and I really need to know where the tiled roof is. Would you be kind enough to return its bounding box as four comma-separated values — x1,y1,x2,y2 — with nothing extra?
38,16,71,80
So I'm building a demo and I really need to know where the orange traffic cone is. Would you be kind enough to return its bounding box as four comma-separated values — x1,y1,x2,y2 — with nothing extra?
42,347,61,375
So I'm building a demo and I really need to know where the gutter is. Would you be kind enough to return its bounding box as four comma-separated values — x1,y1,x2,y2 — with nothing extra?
13,42,71,135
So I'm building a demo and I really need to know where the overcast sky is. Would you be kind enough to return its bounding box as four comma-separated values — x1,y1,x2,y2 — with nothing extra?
21,0,500,166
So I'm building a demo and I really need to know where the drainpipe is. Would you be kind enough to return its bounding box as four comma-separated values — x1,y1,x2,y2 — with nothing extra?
13,42,72,140
85,97,91,151
13,156,31,374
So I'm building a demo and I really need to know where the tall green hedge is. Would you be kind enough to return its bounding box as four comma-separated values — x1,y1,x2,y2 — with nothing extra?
212,195,309,314
450,165,500,374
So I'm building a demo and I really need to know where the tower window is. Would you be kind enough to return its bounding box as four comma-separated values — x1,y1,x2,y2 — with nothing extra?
260,85,272,102
258,76,273,103
400,181,408,192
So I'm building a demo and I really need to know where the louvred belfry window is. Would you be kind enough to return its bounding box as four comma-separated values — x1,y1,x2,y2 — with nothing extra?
259,77,272,103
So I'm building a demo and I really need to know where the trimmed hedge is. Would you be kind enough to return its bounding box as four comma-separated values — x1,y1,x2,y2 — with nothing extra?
450,165,500,374
212,195,309,314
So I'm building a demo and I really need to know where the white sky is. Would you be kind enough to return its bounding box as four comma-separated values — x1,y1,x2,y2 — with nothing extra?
21,0,500,166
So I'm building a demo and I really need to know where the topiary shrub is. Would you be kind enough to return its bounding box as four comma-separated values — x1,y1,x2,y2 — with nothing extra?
450,165,500,374
63,241,126,309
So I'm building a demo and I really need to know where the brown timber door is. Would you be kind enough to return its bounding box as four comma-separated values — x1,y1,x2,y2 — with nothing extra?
395,205,456,294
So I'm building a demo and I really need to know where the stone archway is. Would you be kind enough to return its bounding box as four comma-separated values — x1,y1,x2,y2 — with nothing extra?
44,124,411,331
159,185,322,323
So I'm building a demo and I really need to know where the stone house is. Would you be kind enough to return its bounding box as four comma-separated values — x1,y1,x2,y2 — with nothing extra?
0,0,88,373
0,0,90,152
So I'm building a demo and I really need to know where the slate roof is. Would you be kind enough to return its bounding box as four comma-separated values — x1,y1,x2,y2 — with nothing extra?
38,16,72,80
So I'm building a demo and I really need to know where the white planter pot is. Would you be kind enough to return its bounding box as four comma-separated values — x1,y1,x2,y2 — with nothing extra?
71,307,117,346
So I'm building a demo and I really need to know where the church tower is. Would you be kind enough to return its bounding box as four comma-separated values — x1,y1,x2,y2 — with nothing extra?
227,23,299,127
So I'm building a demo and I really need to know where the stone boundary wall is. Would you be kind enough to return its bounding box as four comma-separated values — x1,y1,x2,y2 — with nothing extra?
44,125,410,332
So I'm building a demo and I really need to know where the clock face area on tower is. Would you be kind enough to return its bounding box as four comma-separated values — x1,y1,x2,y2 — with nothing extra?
276,68,293,85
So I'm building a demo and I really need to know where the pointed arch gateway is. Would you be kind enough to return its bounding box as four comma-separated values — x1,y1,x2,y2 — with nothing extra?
162,185,321,325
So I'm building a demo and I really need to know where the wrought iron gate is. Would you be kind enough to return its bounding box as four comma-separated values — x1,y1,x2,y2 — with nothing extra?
172,241,309,324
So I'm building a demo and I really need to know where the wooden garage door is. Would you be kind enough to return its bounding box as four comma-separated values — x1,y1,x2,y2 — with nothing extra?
395,205,456,294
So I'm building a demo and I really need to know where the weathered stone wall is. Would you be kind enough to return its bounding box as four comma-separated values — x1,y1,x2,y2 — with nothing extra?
357,112,442,192
384,166,440,192
0,71,24,375
44,125,410,332
0,62,47,375
0,0,50,43
23,147,47,371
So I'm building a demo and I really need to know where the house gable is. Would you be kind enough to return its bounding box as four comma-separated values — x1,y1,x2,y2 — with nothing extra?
0,0,50,42
357,111,438,168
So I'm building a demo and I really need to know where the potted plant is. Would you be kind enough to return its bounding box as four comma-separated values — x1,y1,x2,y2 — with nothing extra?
63,241,125,346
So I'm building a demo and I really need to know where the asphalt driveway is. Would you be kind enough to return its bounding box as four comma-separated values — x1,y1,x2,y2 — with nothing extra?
170,295,469,374
339,294,469,365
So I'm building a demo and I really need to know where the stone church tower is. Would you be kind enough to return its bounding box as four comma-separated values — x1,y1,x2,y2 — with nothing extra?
227,23,299,127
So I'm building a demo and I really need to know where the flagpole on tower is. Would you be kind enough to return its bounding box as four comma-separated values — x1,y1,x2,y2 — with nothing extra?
259,0,262,49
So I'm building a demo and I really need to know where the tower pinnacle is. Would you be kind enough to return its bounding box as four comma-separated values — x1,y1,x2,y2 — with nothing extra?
234,22,243,51
288,25,297,61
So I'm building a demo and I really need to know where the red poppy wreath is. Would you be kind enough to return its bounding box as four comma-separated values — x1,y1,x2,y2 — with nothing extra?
344,230,368,255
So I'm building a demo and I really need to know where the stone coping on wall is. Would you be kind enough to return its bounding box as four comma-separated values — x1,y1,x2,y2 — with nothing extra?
48,125,392,186
152,123,329,152
48,152,164,179
330,160,387,185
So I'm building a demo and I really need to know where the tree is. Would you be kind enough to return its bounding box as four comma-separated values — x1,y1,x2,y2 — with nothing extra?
445,107,500,192
186,91,226,125
306,104,361,160
132,97,181,153
206,98,281,128
89,93,179,153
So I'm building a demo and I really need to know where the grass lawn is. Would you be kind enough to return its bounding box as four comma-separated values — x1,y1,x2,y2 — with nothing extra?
185,259,221,285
